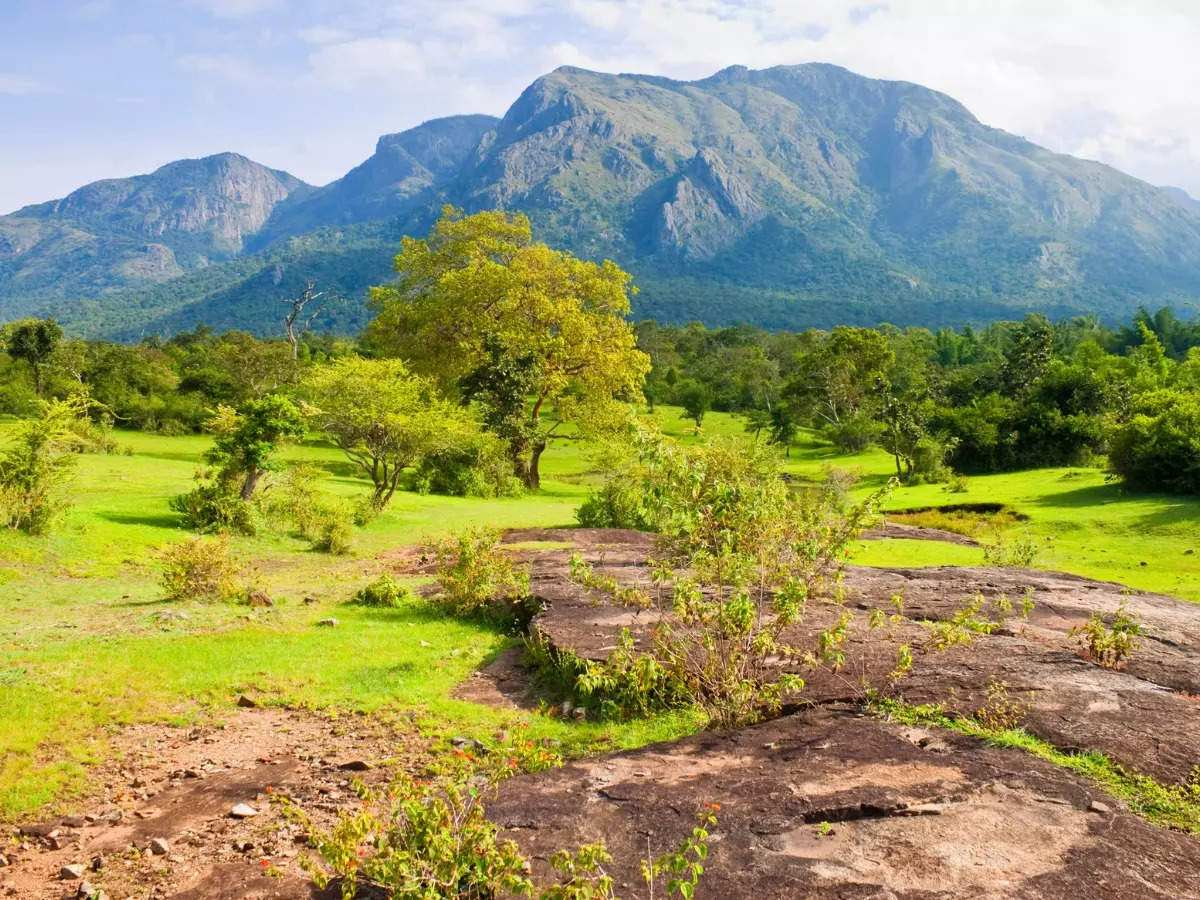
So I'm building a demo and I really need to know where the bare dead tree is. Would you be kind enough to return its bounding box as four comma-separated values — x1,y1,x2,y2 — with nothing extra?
282,280,326,359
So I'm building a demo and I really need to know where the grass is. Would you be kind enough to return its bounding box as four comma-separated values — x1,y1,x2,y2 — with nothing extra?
872,697,1200,834
2,406,1199,819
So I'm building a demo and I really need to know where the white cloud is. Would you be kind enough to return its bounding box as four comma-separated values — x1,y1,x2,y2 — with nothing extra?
297,26,353,45
0,74,48,95
177,53,262,83
305,37,427,88
190,0,282,18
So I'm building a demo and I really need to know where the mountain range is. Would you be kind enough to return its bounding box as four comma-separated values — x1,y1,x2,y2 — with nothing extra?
4,62,1200,339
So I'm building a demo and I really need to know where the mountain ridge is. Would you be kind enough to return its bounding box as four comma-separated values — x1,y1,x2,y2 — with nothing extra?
4,61,1200,337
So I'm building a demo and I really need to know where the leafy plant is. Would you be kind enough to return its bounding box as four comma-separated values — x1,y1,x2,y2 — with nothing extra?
286,746,714,900
429,527,533,621
159,534,242,602
568,427,896,728
1070,602,1143,668
350,574,415,608
0,396,91,534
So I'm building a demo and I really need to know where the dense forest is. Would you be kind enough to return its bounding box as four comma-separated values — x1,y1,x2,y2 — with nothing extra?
4,302,1200,496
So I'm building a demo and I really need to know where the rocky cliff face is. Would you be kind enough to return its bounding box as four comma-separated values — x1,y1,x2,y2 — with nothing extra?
16,153,307,255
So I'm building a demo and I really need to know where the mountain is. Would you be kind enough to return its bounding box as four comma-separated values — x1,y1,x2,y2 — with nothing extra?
0,153,310,318
5,63,1200,338
1163,186,1200,217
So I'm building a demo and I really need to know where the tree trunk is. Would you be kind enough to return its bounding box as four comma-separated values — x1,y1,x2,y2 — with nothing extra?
240,469,262,500
525,440,546,490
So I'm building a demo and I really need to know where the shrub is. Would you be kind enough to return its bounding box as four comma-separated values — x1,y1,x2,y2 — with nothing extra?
170,476,257,535
568,427,897,728
819,464,861,511
0,397,90,535
413,433,521,498
159,535,241,602
286,747,713,900
980,530,1039,567
429,527,532,620
825,414,878,452
350,573,415,608
575,475,649,529
310,506,354,555
1070,602,1143,668
1108,389,1200,494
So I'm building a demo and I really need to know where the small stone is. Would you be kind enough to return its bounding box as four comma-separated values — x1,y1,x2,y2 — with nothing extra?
1185,548,1195,555
303,596,318,605
337,759,372,771
230,803,259,818
77,882,96,897
90,856,104,871
236,694,259,709
1089,800,1111,814
419,640,432,648
59,864,85,880
149,838,169,856
316,618,338,627
0,854,8,867
134,808,160,819
1139,561,1148,567
247,590,273,607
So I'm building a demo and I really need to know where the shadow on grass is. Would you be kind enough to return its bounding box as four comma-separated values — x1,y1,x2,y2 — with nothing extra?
98,511,182,529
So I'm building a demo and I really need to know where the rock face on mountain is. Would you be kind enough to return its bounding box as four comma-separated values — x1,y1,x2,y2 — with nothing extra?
0,153,310,318
6,63,1200,336
251,114,499,247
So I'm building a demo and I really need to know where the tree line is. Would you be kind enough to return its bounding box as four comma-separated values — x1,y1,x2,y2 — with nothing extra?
637,308,1200,493
3,207,1200,524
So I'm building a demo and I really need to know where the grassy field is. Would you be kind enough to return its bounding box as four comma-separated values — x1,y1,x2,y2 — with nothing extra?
1,407,1197,820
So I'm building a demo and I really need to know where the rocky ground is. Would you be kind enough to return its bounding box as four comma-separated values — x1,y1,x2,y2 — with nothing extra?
4,526,1199,898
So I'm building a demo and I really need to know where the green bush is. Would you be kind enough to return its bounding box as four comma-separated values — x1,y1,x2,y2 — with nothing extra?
350,573,415,607
575,475,649,529
413,433,521,498
0,398,89,535
825,414,878,452
1108,389,1200,494
159,535,241,602
170,476,257,535
429,527,532,620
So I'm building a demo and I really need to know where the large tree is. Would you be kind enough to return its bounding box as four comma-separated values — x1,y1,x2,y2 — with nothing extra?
364,208,649,488
5,318,62,397
304,356,474,509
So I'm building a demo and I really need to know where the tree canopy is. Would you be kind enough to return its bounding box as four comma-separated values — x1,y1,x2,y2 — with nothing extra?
364,208,649,487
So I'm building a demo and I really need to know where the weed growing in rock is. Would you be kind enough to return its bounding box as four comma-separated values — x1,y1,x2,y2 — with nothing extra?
973,679,1030,731
1070,602,1143,668
566,427,896,729
430,526,533,621
286,742,714,899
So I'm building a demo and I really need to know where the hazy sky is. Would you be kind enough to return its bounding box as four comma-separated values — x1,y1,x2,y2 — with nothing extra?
2,0,1199,213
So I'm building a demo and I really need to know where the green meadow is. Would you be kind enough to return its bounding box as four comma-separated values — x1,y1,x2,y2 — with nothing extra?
1,407,1197,820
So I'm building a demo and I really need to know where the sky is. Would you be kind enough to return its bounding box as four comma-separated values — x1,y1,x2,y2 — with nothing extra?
2,0,1199,214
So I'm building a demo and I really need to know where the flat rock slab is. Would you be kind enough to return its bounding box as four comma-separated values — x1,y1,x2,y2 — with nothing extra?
516,529,1200,783
490,709,1200,899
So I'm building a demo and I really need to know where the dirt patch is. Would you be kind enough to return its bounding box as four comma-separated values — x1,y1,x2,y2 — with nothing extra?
491,708,1200,898
0,708,420,899
860,522,980,546
450,646,542,710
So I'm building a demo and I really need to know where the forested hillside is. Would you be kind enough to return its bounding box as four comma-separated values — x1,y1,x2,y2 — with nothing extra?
5,63,1200,337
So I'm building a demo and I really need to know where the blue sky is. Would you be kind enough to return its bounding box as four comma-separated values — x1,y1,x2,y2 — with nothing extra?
2,0,1198,213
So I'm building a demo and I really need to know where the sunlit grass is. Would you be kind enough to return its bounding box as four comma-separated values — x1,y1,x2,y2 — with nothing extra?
1,405,1199,819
